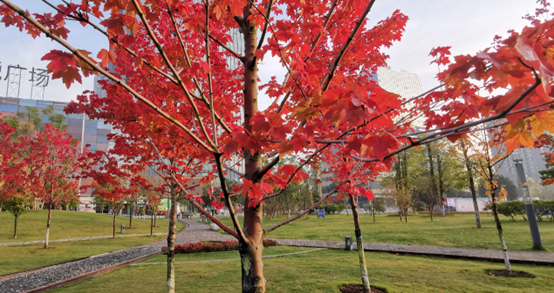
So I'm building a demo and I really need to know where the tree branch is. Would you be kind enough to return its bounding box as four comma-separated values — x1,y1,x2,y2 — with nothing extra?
131,0,217,150
213,153,248,243
321,0,376,91
209,34,243,61
147,139,238,237
166,5,232,135
204,1,217,145
256,0,274,50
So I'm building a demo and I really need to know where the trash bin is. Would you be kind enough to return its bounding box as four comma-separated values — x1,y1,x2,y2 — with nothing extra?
120,225,125,233
345,236,352,250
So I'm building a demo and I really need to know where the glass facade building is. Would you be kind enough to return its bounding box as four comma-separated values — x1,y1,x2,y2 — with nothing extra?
0,96,114,200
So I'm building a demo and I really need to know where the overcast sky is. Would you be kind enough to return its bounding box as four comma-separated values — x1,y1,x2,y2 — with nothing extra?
0,0,540,108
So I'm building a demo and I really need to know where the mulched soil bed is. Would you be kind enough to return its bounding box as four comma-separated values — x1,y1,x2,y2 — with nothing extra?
485,269,536,278
340,284,387,293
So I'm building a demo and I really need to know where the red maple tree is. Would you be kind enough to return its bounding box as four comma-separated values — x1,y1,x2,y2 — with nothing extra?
3,1,554,292
23,124,85,248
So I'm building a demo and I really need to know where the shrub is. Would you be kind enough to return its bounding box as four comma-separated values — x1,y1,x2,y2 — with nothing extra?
496,201,525,220
324,204,338,214
161,239,278,254
337,204,346,213
534,200,554,222
413,201,426,212
494,200,554,221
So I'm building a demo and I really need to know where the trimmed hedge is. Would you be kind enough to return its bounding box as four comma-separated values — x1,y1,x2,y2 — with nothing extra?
495,200,554,221
161,239,278,254
319,204,346,214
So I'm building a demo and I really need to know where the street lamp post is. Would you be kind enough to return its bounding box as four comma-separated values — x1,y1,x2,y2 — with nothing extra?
512,154,543,250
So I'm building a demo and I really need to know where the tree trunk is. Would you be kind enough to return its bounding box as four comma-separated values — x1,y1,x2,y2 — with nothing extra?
44,202,52,249
129,204,133,229
239,205,266,293
154,212,157,227
14,215,18,239
427,144,439,209
461,141,481,228
429,209,433,222
437,147,445,212
492,198,511,272
112,207,116,239
404,209,408,223
167,185,178,293
150,209,154,237
487,158,511,272
238,13,267,293
372,211,375,223
348,194,371,293
398,211,403,222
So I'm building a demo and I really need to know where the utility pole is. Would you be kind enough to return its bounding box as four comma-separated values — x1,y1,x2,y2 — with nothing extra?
513,155,543,250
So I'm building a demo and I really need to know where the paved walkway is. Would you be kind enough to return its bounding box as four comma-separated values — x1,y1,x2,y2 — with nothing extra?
0,233,167,247
142,219,235,247
170,219,554,265
273,239,554,265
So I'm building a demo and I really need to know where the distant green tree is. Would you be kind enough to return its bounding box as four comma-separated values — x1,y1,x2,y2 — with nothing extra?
363,198,386,222
4,194,33,239
1,105,67,138
539,152,554,185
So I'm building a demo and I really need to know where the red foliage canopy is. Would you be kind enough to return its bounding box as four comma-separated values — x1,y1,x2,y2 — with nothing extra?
2,0,554,244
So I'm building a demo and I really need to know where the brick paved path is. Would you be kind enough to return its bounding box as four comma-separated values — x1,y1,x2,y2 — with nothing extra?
0,233,167,247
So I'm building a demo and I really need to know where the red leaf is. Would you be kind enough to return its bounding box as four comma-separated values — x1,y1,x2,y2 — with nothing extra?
363,133,399,161
97,49,116,67
42,50,76,72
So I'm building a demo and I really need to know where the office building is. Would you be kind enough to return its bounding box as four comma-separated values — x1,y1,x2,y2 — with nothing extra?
374,66,424,128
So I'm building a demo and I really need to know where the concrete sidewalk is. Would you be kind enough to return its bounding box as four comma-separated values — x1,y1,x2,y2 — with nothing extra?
274,239,554,265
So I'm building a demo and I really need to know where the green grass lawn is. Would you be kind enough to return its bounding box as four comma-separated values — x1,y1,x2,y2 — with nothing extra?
0,210,185,243
51,246,554,293
206,212,554,252
0,236,165,275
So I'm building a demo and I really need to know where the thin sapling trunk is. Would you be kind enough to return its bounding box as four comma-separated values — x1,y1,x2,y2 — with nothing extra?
461,141,481,228
491,192,511,272
14,215,18,239
150,209,154,237
112,205,117,239
348,193,371,293
44,202,52,249
167,185,177,293
129,203,133,229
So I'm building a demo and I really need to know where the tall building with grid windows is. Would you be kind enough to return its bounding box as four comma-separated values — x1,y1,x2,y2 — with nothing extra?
375,67,424,128
491,143,552,198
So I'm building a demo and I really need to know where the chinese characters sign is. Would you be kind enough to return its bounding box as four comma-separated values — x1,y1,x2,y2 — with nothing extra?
0,62,50,100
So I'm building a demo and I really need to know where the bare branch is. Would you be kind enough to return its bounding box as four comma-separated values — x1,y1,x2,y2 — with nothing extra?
204,1,217,145
256,0,274,49
209,35,243,60
321,0,376,91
